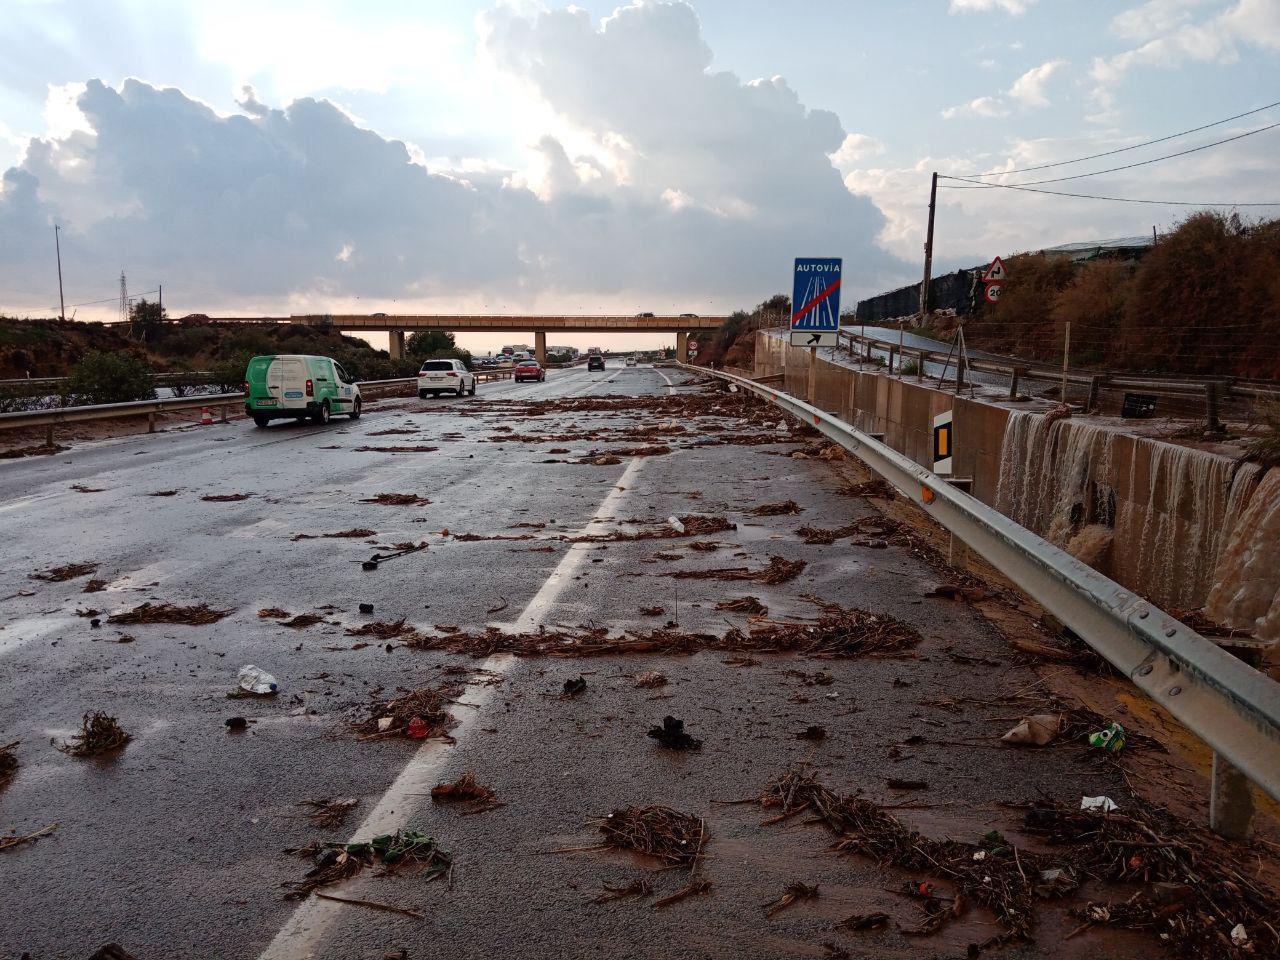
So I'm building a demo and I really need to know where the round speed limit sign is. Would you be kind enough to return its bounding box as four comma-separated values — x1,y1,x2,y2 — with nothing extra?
983,282,1003,304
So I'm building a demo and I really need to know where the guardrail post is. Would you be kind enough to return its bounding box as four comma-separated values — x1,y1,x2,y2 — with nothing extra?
1210,751,1255,839
916,351,924,383
220,404,229,423
887,345,897,374
864,341,872,363
1009,366,1023,399
1204,382,1225,435
147,412,156,433
46,423,54,448
1087,375,1102,413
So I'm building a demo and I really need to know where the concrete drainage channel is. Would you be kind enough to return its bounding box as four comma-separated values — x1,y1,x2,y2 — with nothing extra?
677,362,1280,839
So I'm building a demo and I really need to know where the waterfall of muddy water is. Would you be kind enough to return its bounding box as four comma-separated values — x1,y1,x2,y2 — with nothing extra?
995,411,1259,610
1206,466,1280,643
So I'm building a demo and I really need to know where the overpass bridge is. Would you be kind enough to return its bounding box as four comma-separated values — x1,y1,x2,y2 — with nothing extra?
211,314,727,363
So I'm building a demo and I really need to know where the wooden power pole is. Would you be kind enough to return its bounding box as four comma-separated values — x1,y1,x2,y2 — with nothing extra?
918,172,938,323
55,225,66,322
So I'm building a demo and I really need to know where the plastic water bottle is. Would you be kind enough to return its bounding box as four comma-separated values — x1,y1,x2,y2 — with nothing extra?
237,665,279,695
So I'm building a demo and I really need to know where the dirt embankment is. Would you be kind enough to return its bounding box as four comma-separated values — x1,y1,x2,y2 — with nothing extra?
0,316,386,379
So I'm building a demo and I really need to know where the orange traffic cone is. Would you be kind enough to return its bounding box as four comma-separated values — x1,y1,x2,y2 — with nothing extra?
200,407,213,425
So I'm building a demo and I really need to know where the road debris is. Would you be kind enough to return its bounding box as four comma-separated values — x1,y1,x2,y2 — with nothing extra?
359,493,431,506
225,717,248,731
292,529,376,541
56,711,131,757
359,684,460,740
1079,796,1119,813
29,562,98,582
353,445,439,453
597,806,707,866
797,725,827,741
431,772,502,812
284,829,452,900
666,555,806,584
925,583,990,603
563,676,587,697
70,484,105,493
107,602,231,625
0,741,16,791
1001,714,1063,747
714,596,767,615
749,500,804,516
236,665,279,696
200,493,252,502
259,607,289,619
299,797,359,828
653,878,712,909
635,671,667,689
86,944,137,960
347,619,413,639
1087,721,1126,753
312,891,424,919
83,578,108,592
648,716,702,750
762,882,819,917
0,821,59,853
741,600,922,658
639,606,665,617
281,614,324,629
591,877,653,904
841,912,890,931
147,489,180,497
359,603,375,614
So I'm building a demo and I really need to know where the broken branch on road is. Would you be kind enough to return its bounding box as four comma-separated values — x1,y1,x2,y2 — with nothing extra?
56,711,131,757
107,602,232,625
284,829,452,900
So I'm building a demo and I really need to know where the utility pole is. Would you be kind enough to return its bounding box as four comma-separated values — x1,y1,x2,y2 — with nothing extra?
54,225,66,322
1061,321,1071,404
158,284,163,317
918,171,938,325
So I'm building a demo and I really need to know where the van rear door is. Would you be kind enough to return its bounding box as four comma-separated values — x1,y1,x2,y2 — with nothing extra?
269,357,308,410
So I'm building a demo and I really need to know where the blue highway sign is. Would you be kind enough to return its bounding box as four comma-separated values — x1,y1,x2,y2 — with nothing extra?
791,257,842,346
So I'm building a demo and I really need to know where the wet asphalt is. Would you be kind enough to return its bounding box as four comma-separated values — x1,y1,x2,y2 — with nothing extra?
0,364,1144,960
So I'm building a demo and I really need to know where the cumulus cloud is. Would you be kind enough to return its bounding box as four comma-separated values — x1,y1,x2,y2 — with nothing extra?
0,1,910,315
1008,58,1067,107
948,0,1036,14
941,96,1010,119
1092,0,1280,104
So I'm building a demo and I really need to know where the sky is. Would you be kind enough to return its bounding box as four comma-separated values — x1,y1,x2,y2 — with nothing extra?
0,0,1278,352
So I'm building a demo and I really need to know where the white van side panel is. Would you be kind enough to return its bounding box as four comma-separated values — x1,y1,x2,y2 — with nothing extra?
268,357,309,410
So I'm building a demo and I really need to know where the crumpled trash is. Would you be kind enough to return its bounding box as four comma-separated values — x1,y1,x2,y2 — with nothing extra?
358,603,374,614
1088,721,1126,753
563,676,587,696
237,664,278,695
1001,713,1063,746
225,716,248,731
648,715,702,750
667,516,686,534
376,717,394,733
1231,924,1249,946
1080,795,1118,813
406,716,429,739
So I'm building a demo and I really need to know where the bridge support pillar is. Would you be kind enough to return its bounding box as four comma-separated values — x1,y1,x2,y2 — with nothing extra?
534,331,547,365
676,331,689,363
388,330,406,361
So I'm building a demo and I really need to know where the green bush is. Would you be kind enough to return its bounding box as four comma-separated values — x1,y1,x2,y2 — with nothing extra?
66,350,156,405
210,352,254,393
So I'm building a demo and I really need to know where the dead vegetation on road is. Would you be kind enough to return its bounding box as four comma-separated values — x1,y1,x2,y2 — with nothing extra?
107,602,231,625
55,712,130,757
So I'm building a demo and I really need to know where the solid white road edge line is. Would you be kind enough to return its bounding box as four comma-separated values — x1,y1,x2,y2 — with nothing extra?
257,455,646,960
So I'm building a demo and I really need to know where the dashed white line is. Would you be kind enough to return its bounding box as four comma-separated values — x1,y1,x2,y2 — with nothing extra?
257,456,645,960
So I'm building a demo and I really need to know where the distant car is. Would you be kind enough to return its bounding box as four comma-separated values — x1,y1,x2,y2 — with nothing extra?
514,359,546,383
371,312,388,317
680,313,698,317
625,356,637,366
587,355,605,371
636,312,655,318
244,354,361,427
417,359,476,398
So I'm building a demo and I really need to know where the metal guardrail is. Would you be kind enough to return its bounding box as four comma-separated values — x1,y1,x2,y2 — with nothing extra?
681,362,1280,838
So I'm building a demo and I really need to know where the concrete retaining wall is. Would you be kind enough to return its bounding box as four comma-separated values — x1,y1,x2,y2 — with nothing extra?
753,331,1279,639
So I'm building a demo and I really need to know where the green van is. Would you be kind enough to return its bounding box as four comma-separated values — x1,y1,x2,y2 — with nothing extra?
243,355,362,427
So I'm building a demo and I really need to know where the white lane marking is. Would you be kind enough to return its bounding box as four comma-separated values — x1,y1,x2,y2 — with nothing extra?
258,456,645,960
653,368,675,393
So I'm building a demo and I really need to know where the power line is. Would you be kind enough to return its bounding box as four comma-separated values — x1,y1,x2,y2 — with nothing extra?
959,98,1280,177
974,120,1280,187
58,287,159,309
939,178,1280,206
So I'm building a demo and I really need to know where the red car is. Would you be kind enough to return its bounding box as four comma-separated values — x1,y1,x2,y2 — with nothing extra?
514,359,546,383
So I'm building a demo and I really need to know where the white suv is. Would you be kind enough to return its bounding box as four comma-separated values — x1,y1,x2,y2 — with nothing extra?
417,359,477,398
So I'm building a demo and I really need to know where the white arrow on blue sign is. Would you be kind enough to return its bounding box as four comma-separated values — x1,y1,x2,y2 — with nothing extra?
790,257,842,347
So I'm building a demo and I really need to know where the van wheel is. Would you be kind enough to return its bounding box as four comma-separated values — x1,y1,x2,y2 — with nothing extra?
455,385,465,397
469,381,477,396
253,415,270,428
348,398,362,420
313,401,331,424
417,390,428,400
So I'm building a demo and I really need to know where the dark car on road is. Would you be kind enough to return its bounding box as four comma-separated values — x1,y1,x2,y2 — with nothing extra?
587,355,605,371
514,359,546,383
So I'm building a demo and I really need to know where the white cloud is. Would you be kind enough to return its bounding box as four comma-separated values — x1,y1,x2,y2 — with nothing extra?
0,3,909,315
948,0,1035,14
942,96,1010,119
1092,0,1280,102
829,132,886,169
1008,58,1067,107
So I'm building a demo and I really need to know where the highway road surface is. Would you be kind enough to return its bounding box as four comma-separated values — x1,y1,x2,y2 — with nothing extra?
0,363,1193,959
